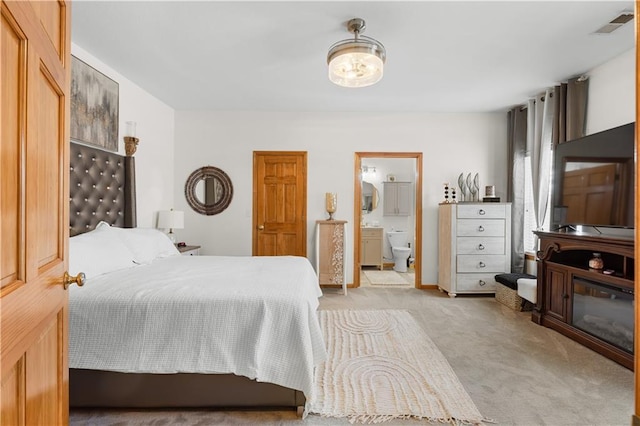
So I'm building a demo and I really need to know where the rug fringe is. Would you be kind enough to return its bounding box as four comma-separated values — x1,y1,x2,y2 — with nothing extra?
344,413,489,425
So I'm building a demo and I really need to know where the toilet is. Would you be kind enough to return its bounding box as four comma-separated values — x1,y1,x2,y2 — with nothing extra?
387,231,412,273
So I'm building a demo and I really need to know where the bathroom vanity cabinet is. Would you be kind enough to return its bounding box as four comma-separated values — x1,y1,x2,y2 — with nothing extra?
361,227,383,270
438,202,511,297
383,182,411,216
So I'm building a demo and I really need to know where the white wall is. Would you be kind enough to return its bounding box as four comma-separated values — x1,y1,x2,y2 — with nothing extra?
174,111,507,285
586,48,635,134
71,44,176,227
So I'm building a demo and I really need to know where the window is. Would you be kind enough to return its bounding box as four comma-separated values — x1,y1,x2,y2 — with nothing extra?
523,152,552,254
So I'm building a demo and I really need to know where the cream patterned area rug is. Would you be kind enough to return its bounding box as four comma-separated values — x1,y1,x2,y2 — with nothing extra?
363,270,410,286
309,310,486,425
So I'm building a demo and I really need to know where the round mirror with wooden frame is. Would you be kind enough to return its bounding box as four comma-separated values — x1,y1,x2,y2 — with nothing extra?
185,166,234,215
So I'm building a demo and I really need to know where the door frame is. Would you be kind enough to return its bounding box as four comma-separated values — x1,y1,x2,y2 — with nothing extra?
353,152,423,288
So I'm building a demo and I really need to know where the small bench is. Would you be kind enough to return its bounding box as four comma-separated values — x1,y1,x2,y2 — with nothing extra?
494,273,536,310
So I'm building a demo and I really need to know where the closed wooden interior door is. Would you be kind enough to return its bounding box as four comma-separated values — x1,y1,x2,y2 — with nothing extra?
1,1,71,424
253,152,307,256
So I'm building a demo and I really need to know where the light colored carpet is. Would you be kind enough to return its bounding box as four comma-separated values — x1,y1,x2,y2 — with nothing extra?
308,309,485,424
363,270,410,285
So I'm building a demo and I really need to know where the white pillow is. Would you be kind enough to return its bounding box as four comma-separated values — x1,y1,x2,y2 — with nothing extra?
69,227,137,279
106,226,180,264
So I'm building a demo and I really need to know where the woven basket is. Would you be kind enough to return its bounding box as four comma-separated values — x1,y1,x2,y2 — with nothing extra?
495,283,522,310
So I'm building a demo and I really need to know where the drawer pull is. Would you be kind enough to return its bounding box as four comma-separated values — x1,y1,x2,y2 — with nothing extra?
478,225,484,232
478,261,486,268
479,280,486,286
478,244,485,250
478,209,486,215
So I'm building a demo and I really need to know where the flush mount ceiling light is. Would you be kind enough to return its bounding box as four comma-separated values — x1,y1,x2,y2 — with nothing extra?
327,18,386,88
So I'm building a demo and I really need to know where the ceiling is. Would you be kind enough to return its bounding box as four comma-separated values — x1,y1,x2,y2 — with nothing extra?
71,1,635,113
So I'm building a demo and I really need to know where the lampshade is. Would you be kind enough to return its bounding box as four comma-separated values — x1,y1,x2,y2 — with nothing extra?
157,210,184,230
327,18,386,88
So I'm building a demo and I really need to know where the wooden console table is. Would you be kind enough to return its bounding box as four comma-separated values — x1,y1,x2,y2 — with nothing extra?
533,230,634,370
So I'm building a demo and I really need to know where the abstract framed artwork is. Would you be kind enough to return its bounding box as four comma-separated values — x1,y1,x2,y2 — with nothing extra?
70,56,119,152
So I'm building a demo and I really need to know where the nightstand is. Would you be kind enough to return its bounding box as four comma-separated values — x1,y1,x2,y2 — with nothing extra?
177,245,201,256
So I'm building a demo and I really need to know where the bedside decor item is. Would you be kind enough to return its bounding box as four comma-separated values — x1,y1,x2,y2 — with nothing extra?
70,56,119,152
157,209,184,243
325,192,337,220
327,18,386,88
387,174,396,182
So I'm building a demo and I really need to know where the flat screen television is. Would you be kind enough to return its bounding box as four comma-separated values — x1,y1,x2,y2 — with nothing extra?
551,122,635,234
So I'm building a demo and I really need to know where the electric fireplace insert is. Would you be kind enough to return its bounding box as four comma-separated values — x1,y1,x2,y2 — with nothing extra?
572,276,634,354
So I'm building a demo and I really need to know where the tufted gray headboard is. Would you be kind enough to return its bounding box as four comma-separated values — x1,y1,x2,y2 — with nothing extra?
69,142,136,236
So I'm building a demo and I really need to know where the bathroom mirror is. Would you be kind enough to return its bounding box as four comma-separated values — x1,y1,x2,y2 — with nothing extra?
185,166,233,215
361,181,379,213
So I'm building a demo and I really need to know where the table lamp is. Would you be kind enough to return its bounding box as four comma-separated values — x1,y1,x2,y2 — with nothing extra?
157,210,184,243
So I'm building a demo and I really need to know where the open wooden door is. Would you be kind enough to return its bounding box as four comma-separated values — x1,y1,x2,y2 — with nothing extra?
1,1,72,424
253,152,307,256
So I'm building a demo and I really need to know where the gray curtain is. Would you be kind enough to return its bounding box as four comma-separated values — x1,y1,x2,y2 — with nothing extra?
507,107,527,273
553,77,588,144
528,88,555,242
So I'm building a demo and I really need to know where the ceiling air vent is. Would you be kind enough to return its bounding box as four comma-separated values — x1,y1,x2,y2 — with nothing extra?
593,11,634,34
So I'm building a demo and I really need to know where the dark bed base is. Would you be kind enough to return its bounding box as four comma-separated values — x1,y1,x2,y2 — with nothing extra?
70,369,306,415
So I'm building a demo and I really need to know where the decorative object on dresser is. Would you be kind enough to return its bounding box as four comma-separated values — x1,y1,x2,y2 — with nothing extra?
483,185,500,202
184,166,234,216
325,192,337,220
70,56,119,152
157,209,184,243
176,244,201,256
457,173,467,202
438,203,511,297
442,183,450,203
533,230,634,370
361,227,383,270
316,220,347,295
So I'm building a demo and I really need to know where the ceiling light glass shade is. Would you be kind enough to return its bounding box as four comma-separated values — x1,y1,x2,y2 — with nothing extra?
327,38,386,88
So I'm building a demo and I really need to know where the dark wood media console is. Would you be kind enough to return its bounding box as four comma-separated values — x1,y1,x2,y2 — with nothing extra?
533,230,634,370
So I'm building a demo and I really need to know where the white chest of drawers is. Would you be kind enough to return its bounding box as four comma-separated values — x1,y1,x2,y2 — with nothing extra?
438,203,511,297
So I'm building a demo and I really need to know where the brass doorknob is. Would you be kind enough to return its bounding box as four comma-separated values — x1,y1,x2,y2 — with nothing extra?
258,225,265,230
63,271,86,290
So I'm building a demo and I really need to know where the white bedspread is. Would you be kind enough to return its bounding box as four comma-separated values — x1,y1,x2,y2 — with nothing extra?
69,255,327,399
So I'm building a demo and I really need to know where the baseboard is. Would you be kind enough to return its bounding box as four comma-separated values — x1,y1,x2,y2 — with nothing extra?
419,284,438,290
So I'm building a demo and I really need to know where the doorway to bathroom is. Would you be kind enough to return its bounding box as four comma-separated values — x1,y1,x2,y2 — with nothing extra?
353,152,423,288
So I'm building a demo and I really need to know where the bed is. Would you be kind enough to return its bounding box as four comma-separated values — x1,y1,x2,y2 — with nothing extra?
68,143,326,414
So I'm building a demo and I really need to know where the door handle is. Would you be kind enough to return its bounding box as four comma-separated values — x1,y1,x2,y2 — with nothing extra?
258,225,265,230
63,271,86,290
